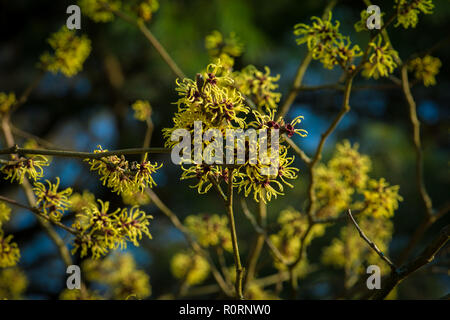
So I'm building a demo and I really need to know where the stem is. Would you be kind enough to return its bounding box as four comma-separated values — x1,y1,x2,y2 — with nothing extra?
244,200,266,289
0,195,78,235
107,5,185,79
306,76,353,219
142,118,154,162
224,169,244,299
347,209,397,271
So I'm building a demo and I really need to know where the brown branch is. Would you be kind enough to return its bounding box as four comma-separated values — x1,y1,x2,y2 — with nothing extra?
0,195,78,235
0,145,171,159
371,224,450,300
347,209,397,271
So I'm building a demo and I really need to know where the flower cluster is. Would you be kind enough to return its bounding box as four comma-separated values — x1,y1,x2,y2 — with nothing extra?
184,214,232,252
0,230,20,268
39,26,91,77
163,61,249,142
294,12,362,70
170,251,210,285
86,145,162,195
136,0,159,22
270,208,325,273
121,190,151,206
0,268,28,299
0,92,16,114
408,55,441,87
71,199,153,259
70,190,97,213
1,156,49,184
80,252,151,299
78,0,121,23
205,31,243,69
132,100,152,122
33,177,73,222
313,140,402,220
361,178,403,218
0,202,11,228
362,36,399,79
233,65,281,111
395,0,434,29
164,60,308,203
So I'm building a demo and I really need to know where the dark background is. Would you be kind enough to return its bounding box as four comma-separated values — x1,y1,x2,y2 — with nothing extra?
0,0,449,299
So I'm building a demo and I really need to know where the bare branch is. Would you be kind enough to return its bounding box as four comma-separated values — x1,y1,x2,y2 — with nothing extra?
346,209,397,271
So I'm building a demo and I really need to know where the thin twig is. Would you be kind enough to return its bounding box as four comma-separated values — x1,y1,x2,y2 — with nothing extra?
346,209,397,271
224,169,244,299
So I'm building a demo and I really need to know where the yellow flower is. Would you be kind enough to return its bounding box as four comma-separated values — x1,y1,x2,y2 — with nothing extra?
362,36,399,79
0,231,20,267
121,190,151,206
395,0,434,29
294,12,361,70
269,208,324,272
233,65,281,111
0,202,12,228
82,252,151,299
170,251,210,285
86,145,162,195
1,156,49,184
184,214,232,252
137,0,159,22
70,190,97,213
33,177,73,222
205,31,243,69
328,140,371,190
78,0,121,23
59,288,103,300
39,26,91,77
314,164,353,219
408,55,441,87
362,178,403,218
132,100,152,122
71,199,153,259
0,92,16,114
0,268,28,299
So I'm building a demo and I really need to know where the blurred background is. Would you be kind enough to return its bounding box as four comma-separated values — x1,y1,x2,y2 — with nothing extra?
0,0,449,299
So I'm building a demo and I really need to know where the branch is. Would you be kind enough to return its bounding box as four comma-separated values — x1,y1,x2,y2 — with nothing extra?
284,135,311,165
105,5,185,79
371,224,450,300
346,209,397,271
0,195,79,235
145,188,233,297
0,145,171,159
224,169,244,299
